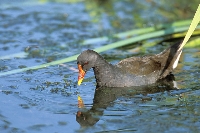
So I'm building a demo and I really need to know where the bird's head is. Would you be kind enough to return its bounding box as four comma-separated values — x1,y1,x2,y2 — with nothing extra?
77,50,98,85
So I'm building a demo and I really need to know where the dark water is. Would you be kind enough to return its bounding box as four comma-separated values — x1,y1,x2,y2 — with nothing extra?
0,0,200,133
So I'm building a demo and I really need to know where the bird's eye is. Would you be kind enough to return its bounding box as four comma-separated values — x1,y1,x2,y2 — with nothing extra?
83,62,88,66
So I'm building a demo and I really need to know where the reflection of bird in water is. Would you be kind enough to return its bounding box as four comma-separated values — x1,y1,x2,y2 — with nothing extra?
76,74,178,127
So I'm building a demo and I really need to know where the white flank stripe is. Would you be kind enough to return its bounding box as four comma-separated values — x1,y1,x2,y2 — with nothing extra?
173,50,182,69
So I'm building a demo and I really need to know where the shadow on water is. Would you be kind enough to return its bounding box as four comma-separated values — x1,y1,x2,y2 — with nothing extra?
76,75,178,127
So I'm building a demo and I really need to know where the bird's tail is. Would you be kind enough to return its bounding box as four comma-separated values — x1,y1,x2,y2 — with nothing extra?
158,41,183,79
158,3,200,78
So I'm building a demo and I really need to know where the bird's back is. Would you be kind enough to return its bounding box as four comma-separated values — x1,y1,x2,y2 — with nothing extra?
116,41,182,80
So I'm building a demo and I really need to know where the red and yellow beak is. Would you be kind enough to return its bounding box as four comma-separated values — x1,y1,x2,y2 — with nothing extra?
78,64,86,85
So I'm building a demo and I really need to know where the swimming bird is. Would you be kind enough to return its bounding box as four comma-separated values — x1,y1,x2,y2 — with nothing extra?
77,41,184,87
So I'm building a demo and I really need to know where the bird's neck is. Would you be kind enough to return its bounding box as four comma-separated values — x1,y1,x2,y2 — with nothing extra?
92,57,116,87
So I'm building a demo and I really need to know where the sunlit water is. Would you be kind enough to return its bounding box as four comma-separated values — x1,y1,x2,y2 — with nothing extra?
0,1,200,133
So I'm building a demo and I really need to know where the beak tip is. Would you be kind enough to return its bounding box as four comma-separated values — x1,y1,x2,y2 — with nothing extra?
78,79,83,86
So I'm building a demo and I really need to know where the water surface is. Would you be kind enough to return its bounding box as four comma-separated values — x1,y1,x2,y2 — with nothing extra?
0,0,200,132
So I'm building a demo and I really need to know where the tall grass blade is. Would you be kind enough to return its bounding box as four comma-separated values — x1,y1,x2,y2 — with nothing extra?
94,26,200,53
179,4,200,50
82,20,192,45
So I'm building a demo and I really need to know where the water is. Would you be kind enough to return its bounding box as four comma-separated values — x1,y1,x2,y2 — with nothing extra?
0,0,200,132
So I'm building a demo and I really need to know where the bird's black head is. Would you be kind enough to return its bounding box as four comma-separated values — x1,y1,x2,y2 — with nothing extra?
77,49,98,85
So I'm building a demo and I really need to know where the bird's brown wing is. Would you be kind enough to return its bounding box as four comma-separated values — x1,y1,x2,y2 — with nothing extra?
116,55,162,75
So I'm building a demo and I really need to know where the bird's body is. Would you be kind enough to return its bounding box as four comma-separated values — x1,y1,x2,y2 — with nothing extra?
77,41,183,87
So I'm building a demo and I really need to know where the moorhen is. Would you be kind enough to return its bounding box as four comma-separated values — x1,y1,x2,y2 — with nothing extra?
77,41,183,87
